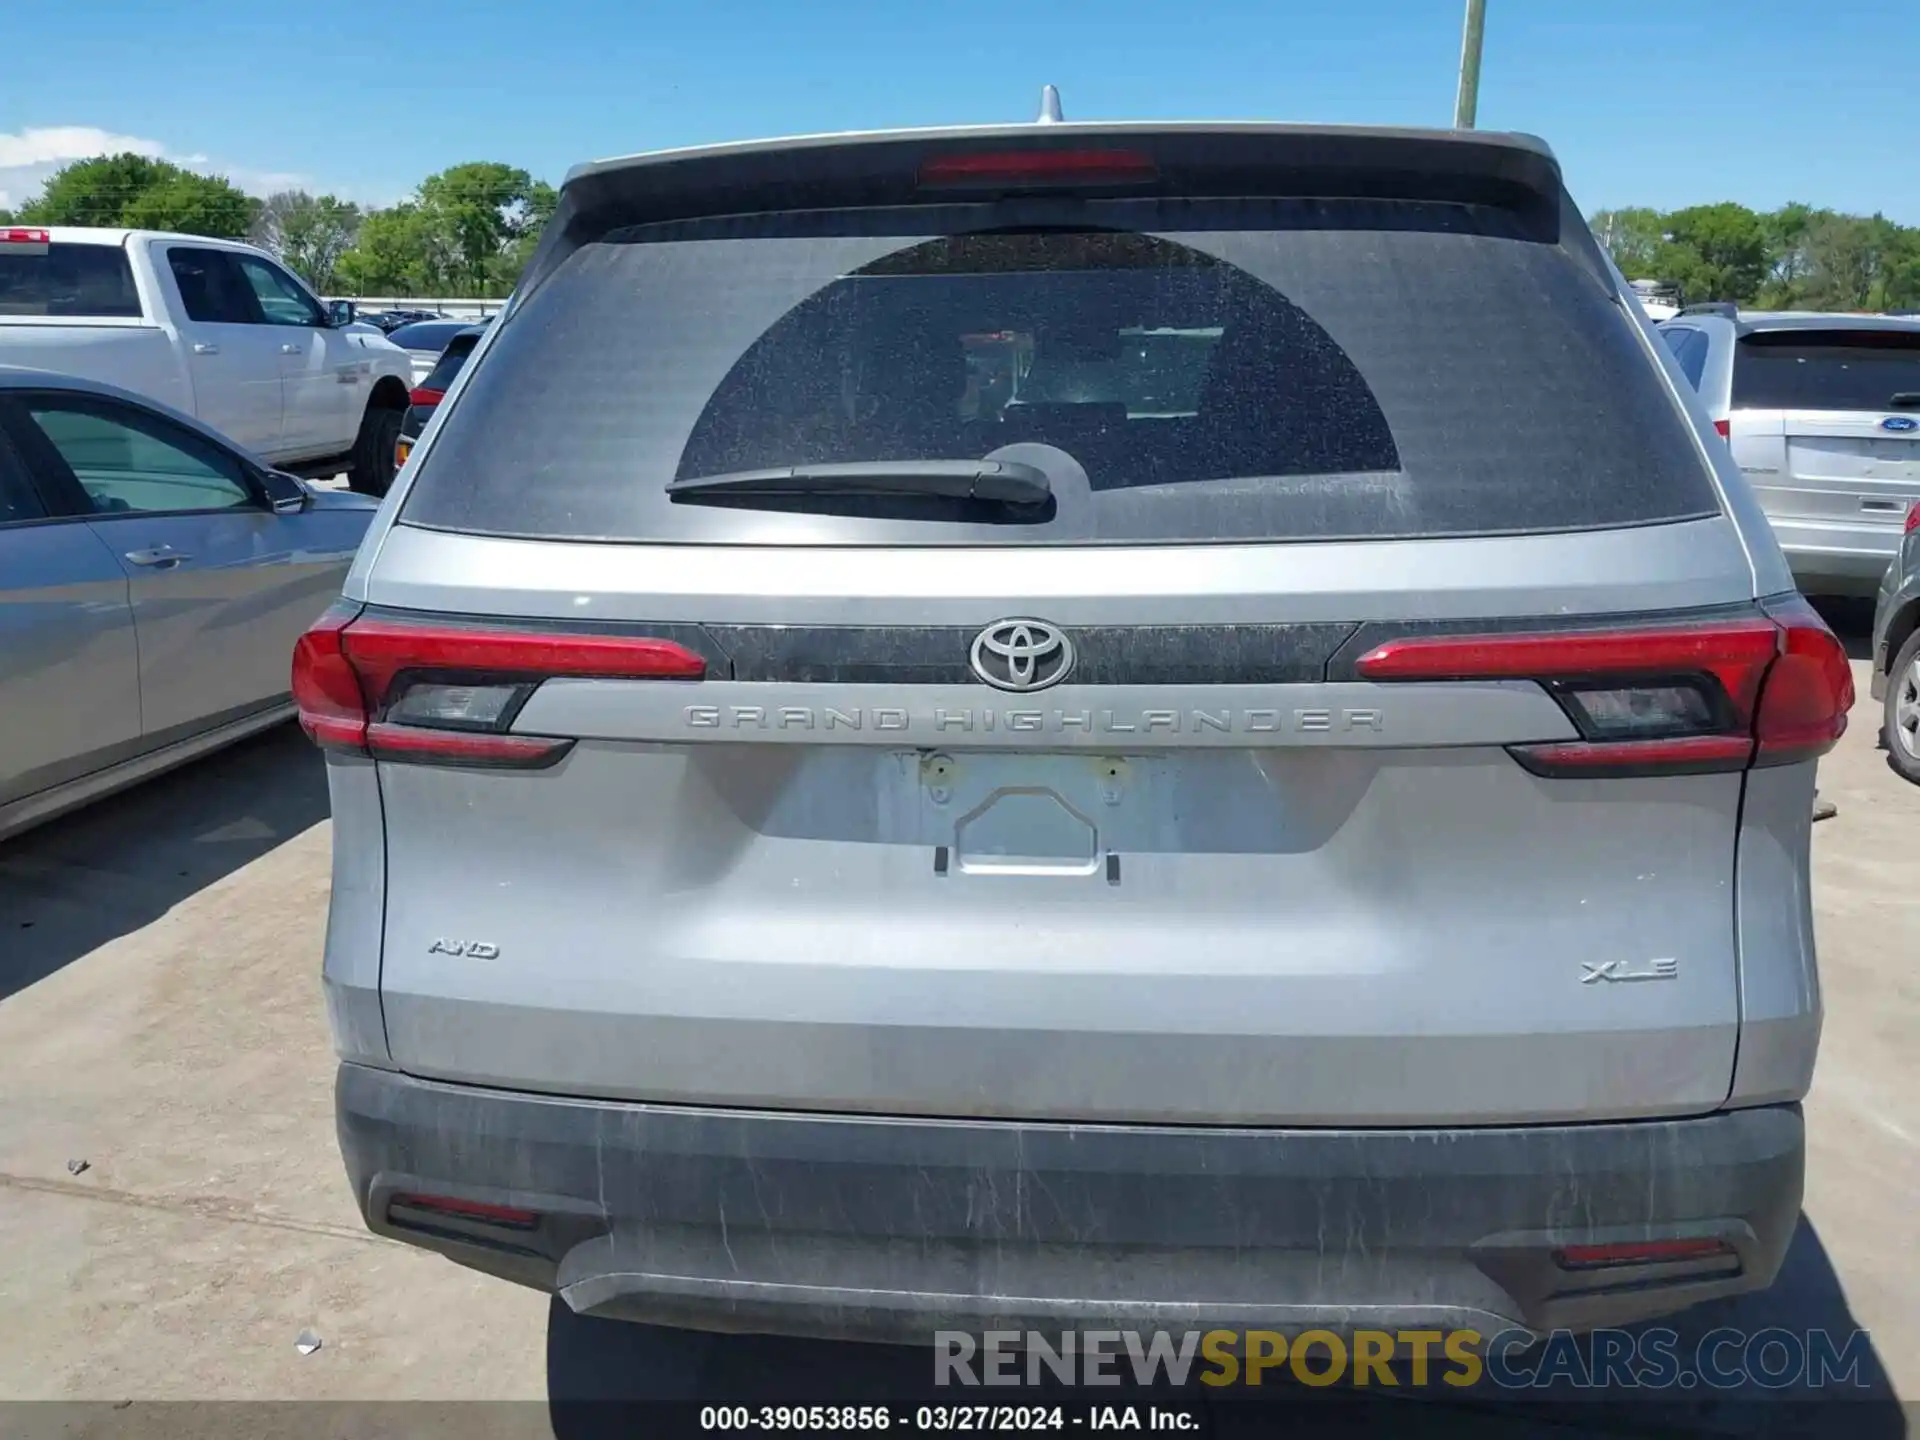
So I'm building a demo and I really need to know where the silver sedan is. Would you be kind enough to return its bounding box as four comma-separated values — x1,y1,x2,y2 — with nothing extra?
0,368,376,842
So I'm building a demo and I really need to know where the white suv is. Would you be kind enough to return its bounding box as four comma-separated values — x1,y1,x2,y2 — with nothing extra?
1659,308,1920,595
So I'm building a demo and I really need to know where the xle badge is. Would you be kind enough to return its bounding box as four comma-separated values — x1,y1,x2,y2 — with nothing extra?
1581,958,1678,984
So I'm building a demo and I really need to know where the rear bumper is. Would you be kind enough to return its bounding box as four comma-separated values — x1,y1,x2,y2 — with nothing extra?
1771,520,1901,593
337,1064,1802,1340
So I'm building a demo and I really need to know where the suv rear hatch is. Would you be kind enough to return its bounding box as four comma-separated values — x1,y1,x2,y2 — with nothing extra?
1730,325,1920,536
311,126,1845,1127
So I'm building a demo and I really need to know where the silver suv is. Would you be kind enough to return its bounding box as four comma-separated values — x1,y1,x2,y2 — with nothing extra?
301,121,1852,1341
1658,307,1920,596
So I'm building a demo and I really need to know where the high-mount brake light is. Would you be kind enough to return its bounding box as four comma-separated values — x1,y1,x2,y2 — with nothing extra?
917,149,1159,190
1,227,51,256
1355,602,1851,776
291,607,707,768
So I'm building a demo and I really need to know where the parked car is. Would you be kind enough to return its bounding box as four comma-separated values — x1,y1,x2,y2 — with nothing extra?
1657,308,1920,596
0,226,414,497
386,318,488,386
395,324,486,470
1870,502,1920,783
0,368,375,842
306,119,1848,1342
345,308,444,334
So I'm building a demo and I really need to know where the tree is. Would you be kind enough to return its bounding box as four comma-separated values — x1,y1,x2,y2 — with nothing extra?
332,162,558,298
1883,226,1920,311
18,153,172,227
1637,202,1769,304
123,173,258,240
17,153,257,238
1800,213,1905,311
493,179,556,292
417,162,542,295
253,190,362,292
1593,202,1920,309
1757,202,1824,306
333,203,451,295
1590,207,1667,278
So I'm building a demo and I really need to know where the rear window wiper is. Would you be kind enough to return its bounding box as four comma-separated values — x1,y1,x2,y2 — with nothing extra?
666,459,1050,504
1889,392,1920,409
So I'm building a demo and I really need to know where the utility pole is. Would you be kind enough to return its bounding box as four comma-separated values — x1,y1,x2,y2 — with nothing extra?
1454,0,1488,129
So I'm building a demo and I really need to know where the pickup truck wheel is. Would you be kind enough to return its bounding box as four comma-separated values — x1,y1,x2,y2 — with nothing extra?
1885,629,1920,785
348,404,403,497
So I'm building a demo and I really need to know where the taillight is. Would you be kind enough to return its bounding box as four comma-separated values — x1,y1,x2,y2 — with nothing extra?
408,386,444,407
1753,595,1855,765
1713,419,1730,439
290,602,368,751
1355,601,1851,776
917,148,1159,190
1906,501,1919,534
291,607,708,768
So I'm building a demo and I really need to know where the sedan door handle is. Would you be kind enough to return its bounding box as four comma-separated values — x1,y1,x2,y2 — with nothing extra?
280,343,301,355
124,545,191,568
191,342,219,355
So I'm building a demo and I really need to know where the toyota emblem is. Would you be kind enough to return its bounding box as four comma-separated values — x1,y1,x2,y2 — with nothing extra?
970,619,1075,692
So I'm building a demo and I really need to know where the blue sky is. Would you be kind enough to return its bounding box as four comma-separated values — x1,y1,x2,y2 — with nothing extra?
3,0,1913,222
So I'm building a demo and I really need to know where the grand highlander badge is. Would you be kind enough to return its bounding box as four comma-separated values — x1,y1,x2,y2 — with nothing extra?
970,619,1075,692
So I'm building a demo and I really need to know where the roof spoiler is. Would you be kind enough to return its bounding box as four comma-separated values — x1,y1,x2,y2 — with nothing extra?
510,124,1588,305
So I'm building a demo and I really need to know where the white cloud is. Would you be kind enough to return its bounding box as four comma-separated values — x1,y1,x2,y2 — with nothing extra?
0,125,172,169
1,126,167,209
0,124,320,213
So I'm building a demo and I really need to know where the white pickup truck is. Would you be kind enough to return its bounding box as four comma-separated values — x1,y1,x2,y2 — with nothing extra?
0,225,414,494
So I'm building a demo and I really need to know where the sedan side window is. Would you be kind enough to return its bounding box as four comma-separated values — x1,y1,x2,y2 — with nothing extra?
0,439,50,525
22,400,254,515
235,256,327,328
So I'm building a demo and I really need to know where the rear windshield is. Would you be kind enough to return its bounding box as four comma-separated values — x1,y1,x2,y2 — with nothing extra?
0,242,142,318
420,333,481,392
404,199,1718,546
1733,329,1920,412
